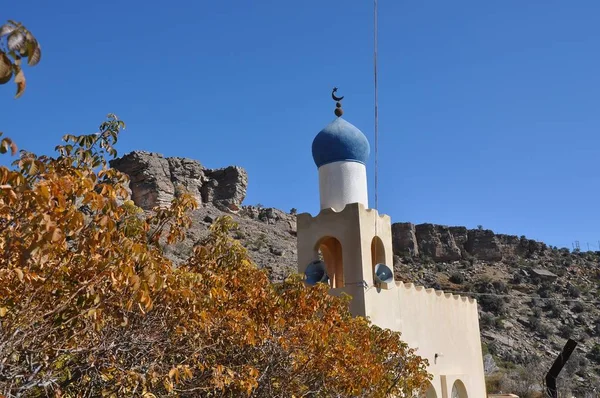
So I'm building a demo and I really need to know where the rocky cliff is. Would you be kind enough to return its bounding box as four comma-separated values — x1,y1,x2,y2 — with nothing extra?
392,222,549,263
110,151,247,212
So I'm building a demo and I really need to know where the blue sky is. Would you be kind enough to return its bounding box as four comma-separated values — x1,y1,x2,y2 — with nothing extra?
2,1,599,250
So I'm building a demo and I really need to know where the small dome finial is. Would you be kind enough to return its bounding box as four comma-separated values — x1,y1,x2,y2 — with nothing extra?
332,87,344,117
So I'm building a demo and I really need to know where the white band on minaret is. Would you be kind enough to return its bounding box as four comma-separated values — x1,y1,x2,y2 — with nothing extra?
318,160,368,211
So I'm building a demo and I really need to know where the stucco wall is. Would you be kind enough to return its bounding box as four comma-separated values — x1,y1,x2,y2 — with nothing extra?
297,202,487,398
365,282,486,397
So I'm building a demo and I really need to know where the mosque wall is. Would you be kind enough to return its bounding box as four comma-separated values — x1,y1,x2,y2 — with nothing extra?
297,202,487,398
364,282,487,397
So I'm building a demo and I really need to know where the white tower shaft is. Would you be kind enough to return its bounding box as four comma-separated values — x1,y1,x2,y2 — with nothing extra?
318,160,368,211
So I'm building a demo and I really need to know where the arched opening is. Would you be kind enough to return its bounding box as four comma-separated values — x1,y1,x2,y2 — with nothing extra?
451,380,468,398
371,235,386,273
418,382,438,398
316,236,344,288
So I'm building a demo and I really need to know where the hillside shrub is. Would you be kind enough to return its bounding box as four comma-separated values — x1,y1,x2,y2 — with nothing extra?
492,280,508,293
568,284,581,298
572,302,585,313
544,299,559,313
449,271,465,284
537,283,552,298
511,272,523,284
480,313,495,327
589,344,600,364
551,305,563,318
528,316,541,331
479,296,506,315
559,324,572,339
537,323,552,338
0,116,431,397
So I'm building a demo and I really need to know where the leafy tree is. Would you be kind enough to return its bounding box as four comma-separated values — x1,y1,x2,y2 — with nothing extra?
0,20,41,98
0,116,431,397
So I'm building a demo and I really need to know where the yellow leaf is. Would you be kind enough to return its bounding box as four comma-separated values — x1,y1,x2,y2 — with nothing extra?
168,367,179,382
0,307,7,317
162,378,173,392
14,268,23,282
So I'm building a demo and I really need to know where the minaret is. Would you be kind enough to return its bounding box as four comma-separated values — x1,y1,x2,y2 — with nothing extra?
297,88,394,315
298,89,488,398
311,88,370,211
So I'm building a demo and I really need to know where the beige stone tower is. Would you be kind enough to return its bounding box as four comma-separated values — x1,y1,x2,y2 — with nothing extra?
297,203,394,317
296,94,487,398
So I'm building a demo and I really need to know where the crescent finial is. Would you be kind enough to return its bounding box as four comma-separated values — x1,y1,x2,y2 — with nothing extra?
332,87,344,117
332,87,344,102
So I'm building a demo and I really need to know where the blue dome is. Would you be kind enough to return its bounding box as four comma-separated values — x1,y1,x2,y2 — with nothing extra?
312,118,370,168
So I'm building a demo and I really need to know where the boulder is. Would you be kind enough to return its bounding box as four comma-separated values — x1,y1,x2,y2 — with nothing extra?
483,354,500,375
531,268,558,282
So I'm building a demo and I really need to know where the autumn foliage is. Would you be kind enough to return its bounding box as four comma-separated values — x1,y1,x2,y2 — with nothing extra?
0,115,431,397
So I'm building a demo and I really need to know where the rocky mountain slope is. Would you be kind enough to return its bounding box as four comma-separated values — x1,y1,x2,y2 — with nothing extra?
111,151,600,397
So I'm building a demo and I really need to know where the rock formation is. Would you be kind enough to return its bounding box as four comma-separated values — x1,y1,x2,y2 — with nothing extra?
110,151,247,212
415,223,462,262
391,222,419,256
392,222,548,262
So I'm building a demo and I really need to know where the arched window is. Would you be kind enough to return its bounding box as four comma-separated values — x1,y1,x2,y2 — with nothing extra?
451,380,468,398
371,235,386,271
316,236,344,288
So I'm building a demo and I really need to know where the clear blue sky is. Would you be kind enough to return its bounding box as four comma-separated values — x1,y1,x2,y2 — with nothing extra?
2,1,599,250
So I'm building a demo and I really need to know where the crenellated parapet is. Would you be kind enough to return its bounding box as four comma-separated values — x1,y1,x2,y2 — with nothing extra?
395,282,478,305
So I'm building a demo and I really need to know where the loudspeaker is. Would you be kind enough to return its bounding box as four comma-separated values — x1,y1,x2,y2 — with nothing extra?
304,260,329,285
374,263,393,285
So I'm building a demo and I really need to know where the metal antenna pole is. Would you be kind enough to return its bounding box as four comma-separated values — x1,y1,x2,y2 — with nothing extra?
373,0,379,211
